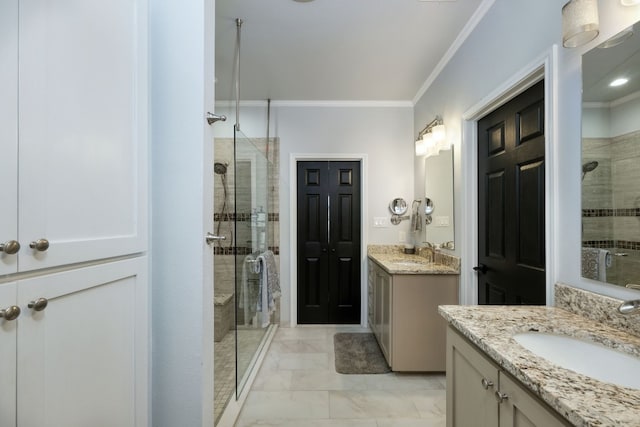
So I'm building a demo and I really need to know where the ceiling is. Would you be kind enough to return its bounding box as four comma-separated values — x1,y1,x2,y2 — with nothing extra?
583,23,640,104
215,0,485,102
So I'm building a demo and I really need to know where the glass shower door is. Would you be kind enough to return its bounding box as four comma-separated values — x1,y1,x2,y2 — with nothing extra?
234,129,273,396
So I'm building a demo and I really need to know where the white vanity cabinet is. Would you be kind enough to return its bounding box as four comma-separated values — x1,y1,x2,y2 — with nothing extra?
0,0,147,274
369,259,458,371
446,326,570,427
0,258,147,427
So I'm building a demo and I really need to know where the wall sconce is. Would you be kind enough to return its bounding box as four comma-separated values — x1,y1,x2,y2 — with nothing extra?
562,0,599,48
415,116,449,158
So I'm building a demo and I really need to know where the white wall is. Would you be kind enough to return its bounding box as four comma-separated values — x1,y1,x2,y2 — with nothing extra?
584,96,640,138
214,103,414,323
150,0,215,426
413,0,640,301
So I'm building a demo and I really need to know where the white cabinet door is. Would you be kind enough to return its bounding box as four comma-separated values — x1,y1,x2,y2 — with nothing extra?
0,0,19,276
16,258,148,427
498,373,569,427
17,0,147,271
0,282,18,427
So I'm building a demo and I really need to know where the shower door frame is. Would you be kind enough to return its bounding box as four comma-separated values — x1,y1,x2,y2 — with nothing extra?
289,153,369,327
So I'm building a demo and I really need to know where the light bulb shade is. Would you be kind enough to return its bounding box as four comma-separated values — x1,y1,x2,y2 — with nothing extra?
562,0,599,48
415,139,427,156
431,124,446,142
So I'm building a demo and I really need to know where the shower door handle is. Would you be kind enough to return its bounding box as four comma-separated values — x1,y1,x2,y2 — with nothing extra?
206,232,226,245
206,112,226,125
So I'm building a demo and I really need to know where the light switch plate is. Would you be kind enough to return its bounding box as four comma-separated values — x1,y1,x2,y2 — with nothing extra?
373,217,389,227
435,216,450,227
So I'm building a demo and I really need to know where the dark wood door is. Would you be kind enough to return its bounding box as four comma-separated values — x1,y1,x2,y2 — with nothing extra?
477,80,546,305
297,161,361,324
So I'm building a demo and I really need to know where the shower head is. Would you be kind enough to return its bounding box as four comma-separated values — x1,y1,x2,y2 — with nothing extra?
214,162,228,175
581,161,599,181
582,161,599,173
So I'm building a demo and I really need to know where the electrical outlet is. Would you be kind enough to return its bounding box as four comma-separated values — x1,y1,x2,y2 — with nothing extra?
373,217,389,227
399,231,406,243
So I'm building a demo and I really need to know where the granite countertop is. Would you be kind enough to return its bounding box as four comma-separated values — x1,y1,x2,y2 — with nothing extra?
439,305,640,426
368,252,459,275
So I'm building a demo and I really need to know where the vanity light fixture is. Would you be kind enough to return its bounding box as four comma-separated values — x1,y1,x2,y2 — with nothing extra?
415,116,449,158
562,0,599,48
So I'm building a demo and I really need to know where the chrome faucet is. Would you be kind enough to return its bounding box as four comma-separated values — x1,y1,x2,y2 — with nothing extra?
618,284,640,314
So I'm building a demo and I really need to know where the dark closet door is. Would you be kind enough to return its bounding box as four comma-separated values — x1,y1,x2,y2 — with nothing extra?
477,80,546,305
297,161,361,324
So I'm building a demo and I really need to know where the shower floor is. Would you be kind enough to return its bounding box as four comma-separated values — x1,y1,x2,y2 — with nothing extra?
214,326,271,424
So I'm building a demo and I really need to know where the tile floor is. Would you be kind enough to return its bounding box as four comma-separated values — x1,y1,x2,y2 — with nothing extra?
215,327,273,423
235,325,447,426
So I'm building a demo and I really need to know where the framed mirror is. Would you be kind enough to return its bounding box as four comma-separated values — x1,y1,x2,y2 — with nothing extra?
581,22,640,287
424,148,455,249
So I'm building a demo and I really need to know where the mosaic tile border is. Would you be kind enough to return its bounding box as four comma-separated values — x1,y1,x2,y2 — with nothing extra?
582,240,640,250
214,213,280,222
213,246,280,255
582,208,640,217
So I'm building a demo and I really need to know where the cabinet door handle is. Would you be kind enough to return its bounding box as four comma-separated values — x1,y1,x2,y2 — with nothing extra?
495,390,509,403
28,298,49,312
0,305,21,321
30,239,50,252
481,378,494,390
0,240,20,255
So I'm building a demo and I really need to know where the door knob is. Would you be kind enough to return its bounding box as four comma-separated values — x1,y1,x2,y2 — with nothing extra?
205,232,226,245
0,305,20,321
30,239,49,252
28,298,48,312
0,240,20,255
473,264,488,274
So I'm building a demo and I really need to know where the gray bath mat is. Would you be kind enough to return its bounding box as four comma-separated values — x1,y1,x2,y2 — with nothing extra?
333,333,391,374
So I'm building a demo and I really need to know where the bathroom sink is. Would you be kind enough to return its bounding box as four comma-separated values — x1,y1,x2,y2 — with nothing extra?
513,332,640,389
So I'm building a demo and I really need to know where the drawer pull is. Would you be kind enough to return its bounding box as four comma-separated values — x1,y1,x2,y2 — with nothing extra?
481,378,494,390
0,240,20,255
0,305,21,321
28,298,48,312
30,239,50,252
495,390,509,403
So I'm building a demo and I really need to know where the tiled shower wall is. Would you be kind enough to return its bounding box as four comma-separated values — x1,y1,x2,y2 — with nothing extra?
582,129,640,284
213,137,280,303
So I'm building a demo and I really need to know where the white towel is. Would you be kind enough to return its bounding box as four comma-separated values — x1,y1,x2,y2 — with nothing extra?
256,250,281,328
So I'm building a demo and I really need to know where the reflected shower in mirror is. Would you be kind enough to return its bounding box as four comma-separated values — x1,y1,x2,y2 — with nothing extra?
582,21,640,287
424,147,455,249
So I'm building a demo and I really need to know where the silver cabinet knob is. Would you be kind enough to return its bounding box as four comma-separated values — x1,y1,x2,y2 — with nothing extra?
0,305,20,321
495,390,509,403
481,378,494,390
28,298,48,312
0,240,20,255
205,233,226,245
30,239,49,252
